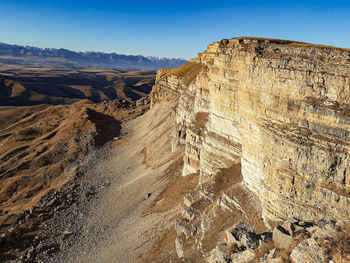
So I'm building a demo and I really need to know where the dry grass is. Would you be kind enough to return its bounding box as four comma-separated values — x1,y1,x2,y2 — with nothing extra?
135,228,178,263
254,239,275,260
211,162,243,195
159,61,205,86
142,157,198,215
230,37,350,51
323,225,350,262
194,112,209,130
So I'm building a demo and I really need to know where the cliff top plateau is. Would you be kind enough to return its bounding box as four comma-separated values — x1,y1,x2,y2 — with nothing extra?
2,37,350,263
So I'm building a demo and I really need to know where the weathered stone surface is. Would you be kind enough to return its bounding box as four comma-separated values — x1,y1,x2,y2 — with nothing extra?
290,238,327,263
207,243,231,263
230,249,256,262
225,222,255,248
307,222,338,240
272,225,296,250
151,37,350,223
183,193,197,208
175,219,197,239
182,207,197,221
175,237,184,258
260,248,284,263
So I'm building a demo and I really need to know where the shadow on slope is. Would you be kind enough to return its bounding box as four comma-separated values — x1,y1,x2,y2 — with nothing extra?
86,108,122,146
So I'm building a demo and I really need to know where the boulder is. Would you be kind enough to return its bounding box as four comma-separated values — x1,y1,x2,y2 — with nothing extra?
272,225,295,250
230,249,256,263
290,238,326,263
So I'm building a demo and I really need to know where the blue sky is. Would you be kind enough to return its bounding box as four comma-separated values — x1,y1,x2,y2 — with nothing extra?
0,0,349,59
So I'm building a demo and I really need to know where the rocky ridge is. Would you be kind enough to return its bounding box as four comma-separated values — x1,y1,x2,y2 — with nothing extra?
0,96,150,262
150,37,350,262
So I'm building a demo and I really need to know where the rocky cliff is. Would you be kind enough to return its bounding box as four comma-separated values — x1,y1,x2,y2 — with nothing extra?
151,37,350,225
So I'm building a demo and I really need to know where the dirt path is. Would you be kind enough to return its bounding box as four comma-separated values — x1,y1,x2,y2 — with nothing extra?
49,96,183,263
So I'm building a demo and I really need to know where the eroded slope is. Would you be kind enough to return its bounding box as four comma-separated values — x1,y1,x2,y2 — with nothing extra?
148,37,350,262
0,98,149,262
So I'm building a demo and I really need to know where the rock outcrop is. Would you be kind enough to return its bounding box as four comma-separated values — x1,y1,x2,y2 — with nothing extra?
151,37,350,224
208,218,348,263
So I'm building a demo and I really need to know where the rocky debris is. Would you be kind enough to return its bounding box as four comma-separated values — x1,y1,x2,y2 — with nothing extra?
0,95,152,262
290,238,326,263
206,218,349,263
230,249,256,263
207,247,229,263
61,229,72,240
260,248,283,263
241,231,261,250
175,218,197,239
0,147,123,262
182,207,198,221
207,243,233,263
101,96,150,114
224,222,262,251
175,237,184,258
183,193,197,208
272,225,297,250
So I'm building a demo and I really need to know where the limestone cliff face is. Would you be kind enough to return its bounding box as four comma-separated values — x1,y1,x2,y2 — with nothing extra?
151,37,350,223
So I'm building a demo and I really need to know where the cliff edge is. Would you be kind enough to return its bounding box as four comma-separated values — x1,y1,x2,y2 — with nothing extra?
149,37,350,262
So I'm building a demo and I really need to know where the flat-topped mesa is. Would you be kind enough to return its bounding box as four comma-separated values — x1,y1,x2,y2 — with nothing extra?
151,37,350,223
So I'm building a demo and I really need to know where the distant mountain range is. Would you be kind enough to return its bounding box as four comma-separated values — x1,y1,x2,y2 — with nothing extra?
0,42,187,70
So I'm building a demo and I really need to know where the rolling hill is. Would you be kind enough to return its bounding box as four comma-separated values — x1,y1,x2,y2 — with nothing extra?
0,66,156,106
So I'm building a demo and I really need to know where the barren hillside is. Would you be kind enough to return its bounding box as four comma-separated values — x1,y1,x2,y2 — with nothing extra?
0,66,155,106
2,37,350,263
0,97,150,262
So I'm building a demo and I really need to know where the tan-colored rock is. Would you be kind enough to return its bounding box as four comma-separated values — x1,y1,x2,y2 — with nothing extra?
207,245,230,263
175,237,184,258
175,219,197,239
151,37,350,223
182,207,197,221
290,238,326,263
272,225,295,250
260,248,284,263
230,249,256,262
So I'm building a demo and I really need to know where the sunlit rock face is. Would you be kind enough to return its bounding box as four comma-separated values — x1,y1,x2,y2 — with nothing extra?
151,37,350,223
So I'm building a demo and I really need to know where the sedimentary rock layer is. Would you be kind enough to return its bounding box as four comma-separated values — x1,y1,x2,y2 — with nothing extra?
151,37,350,223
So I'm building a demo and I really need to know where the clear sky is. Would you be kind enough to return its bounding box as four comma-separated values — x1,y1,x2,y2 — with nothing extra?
0,0,349,59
